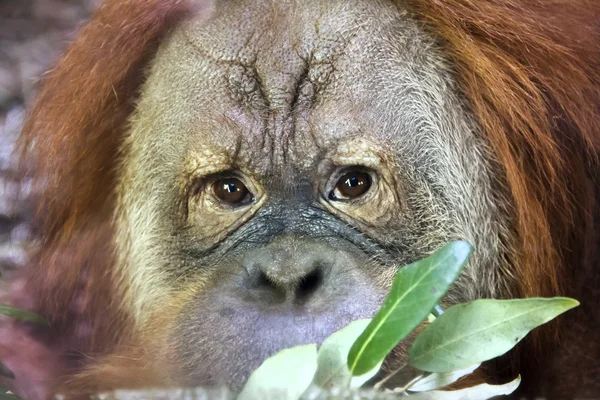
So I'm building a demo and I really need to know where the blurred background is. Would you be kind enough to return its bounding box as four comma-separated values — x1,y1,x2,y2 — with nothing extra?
0,0,98,274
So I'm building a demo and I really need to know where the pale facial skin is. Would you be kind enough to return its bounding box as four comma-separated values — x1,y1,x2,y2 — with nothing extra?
116,0,512,388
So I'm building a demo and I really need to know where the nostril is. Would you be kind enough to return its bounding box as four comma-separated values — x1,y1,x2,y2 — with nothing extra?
249,270,287,303
257,270,275,288
296,268,323,301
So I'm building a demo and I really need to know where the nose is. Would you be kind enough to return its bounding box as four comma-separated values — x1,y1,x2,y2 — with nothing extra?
241,237,335,303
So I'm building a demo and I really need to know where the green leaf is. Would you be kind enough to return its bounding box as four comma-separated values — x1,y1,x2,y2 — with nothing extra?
407,364,479,392
405,375,520,399
312,319,381,389
348,241,473,376
0,385,20,400
0,393,21,400
0,306,49,326
410,298,579,373
0,363,15,379
238,344,318,400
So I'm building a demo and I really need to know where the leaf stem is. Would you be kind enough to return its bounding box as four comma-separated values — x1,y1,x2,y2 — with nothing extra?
373,363,407,390
401,374,427,392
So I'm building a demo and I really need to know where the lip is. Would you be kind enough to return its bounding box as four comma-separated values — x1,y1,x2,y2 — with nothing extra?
169,279,383,389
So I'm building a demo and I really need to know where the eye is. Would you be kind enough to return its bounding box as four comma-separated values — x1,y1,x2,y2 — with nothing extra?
329,170,372,200
212,177,253,206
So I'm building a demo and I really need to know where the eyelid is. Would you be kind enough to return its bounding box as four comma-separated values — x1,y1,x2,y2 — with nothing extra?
333,156,381,167
193,170,252,192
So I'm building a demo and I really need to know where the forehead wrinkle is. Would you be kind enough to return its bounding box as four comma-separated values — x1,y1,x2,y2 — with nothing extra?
183,146,231,178
331,136,385,167
181,17,256,66
183,115,245,176
178,3,367,143
169,0,402,176
185,112,283,181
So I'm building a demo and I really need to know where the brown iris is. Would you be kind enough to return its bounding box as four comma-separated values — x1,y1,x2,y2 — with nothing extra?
330,171,372,200
212,178,252,205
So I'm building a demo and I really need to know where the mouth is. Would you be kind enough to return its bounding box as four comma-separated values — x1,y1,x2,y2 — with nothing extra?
169,283,384,390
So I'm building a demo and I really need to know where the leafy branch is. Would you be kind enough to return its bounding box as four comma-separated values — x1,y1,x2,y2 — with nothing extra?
239,241,578,399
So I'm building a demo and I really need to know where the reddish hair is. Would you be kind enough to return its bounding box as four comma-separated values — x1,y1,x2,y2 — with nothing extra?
406,0,600,299
406,0,600,392
22,0,202,242
4,0,599,396
6,0,205,396
19,0,208,321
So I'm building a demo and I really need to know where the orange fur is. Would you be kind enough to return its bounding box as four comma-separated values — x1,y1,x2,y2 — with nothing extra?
4,0,599,397
405,0,600,299
405,0,600,393
9,1,202,397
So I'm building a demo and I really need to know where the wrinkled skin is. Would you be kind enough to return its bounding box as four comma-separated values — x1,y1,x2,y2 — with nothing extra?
116,0,513,389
